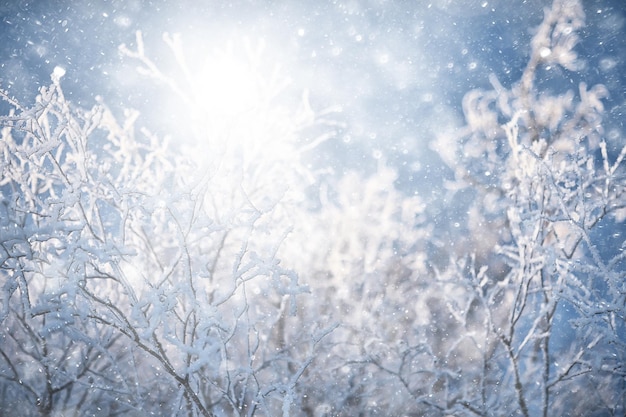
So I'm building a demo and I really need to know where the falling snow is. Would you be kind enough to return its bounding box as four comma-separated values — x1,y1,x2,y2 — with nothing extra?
1,0,625,416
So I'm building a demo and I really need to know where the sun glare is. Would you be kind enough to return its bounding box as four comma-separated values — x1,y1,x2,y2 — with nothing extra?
192,49,261,119
152,33,306,185
165,34,288,130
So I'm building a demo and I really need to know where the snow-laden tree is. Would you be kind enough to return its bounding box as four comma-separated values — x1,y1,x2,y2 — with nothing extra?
0,70,147,416
0,33,338,416
279,0,625,416
425,0,626,415
1,0,624,416
278,164,432,415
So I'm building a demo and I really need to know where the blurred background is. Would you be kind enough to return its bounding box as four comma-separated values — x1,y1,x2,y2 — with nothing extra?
1,0,624,188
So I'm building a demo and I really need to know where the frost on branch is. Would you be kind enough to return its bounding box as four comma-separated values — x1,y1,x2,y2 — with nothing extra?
1,30,340,416
1,0,624,416
430,0,626,415
0,74,152,416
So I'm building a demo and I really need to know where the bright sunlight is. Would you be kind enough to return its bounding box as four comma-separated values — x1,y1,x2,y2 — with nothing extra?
118,29,314,192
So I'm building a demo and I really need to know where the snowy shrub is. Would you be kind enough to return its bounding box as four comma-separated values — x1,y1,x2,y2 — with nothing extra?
1,0,624,416
427,0,626,415
0,32,334,417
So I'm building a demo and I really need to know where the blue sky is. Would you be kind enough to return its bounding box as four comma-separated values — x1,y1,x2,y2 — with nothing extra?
1,0,624,183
